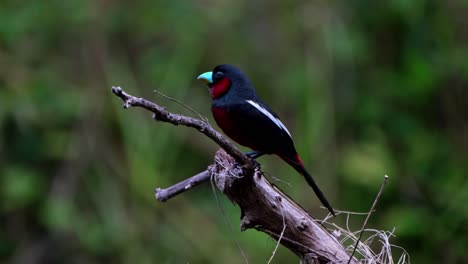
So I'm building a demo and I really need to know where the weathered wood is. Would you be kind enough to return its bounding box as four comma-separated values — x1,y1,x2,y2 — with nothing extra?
211,149,357,264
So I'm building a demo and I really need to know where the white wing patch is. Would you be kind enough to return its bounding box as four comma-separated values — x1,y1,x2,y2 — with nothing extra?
246,100,292,138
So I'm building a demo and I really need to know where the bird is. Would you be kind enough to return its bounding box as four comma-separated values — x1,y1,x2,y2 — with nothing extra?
197,64,335,216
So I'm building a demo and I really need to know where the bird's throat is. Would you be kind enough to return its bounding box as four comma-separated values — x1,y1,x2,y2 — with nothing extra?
210,77,231,99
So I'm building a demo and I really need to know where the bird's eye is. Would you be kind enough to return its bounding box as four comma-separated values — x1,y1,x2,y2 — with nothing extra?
214,71,224,80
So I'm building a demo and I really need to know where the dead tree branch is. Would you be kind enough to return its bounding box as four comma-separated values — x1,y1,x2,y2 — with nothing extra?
111,86,357,264
155,170,211,202
111,86,253,168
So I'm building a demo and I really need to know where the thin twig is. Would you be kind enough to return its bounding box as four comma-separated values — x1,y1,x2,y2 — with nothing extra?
267,198,287,264
210,173,249,264
153,89,210,123
347,175,389,264
262,171,292,188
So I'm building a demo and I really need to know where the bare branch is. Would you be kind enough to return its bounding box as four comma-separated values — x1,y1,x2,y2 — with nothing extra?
111,86,253,168
155,170,211,202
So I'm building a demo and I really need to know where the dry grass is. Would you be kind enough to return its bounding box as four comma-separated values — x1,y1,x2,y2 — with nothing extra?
321,210,411,264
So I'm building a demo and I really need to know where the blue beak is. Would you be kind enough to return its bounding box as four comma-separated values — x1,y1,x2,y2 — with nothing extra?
197,71,213,84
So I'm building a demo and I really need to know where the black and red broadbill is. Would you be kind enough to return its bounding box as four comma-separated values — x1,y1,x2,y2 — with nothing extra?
198,64,335,216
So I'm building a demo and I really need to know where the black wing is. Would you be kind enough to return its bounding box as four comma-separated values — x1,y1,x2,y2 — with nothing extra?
228,99,297,156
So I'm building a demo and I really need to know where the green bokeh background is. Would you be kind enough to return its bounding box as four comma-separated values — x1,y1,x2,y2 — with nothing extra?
1,0,467,263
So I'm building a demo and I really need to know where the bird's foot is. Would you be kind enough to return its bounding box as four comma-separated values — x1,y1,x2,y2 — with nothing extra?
244,151,265,159
244,151,264,170
251,159,261,169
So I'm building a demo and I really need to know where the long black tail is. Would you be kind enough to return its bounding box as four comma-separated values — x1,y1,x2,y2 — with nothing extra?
280,154,336,216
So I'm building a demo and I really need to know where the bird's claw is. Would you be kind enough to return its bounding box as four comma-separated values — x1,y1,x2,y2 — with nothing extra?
251,158,261,169
244,151,264,170
245,151,265,159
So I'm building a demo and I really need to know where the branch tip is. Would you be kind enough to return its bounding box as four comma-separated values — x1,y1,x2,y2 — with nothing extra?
111,86,123,95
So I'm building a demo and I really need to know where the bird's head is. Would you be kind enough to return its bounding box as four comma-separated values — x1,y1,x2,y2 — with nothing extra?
197,64,253,99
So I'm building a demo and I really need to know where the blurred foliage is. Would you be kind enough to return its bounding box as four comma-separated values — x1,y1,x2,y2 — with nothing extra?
1,0,467,263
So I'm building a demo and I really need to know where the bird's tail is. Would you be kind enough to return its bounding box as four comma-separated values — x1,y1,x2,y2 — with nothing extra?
280,153,336,216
